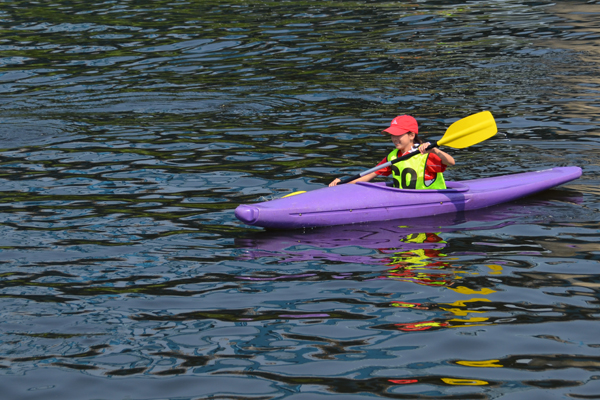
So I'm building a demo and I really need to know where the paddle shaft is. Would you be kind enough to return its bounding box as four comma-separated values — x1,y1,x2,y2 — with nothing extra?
338,142,438,184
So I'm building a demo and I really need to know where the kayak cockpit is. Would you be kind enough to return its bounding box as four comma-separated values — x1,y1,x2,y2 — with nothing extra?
357,181,470,193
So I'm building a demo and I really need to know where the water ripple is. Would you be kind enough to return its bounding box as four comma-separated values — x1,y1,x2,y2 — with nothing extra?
1,1,600,399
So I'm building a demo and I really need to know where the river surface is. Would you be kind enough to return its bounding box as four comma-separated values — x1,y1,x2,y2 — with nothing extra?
1,1,600,399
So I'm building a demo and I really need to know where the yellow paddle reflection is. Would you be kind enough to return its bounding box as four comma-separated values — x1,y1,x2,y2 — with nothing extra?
441,378,490,386
456,359,504,368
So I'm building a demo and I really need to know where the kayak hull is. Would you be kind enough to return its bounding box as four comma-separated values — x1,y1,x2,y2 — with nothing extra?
235,167,582,229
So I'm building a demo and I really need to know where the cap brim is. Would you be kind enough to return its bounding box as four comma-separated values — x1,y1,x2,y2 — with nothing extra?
383,127,410,136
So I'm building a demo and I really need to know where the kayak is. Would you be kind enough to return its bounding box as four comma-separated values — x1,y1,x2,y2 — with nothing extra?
235,166,582,229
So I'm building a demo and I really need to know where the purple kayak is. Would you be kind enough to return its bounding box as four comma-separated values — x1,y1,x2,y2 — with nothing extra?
235,166,582,229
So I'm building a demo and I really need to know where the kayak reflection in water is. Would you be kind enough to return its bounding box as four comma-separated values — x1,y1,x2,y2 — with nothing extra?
380,232,456,287
329,115,455,189
378,232,499,333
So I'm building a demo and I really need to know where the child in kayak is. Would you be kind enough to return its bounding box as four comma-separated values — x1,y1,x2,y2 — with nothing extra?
329,115,455,189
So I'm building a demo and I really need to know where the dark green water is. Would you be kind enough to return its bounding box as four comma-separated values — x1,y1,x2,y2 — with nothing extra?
1,1,600,399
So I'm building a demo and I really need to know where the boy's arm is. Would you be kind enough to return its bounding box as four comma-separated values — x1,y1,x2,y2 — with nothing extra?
418,143,455,166
329,171,378,187
431,148,455,166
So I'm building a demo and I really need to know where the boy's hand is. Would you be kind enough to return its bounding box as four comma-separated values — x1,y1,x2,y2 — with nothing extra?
418,142,433,154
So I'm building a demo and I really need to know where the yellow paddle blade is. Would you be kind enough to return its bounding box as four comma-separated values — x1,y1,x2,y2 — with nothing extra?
438,111,497,149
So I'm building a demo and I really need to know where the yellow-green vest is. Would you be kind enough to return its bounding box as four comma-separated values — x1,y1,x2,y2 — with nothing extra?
387,149,446,189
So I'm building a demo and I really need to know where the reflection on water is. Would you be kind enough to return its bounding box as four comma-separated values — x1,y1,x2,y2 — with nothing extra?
1,0,600,399
233,202,600,396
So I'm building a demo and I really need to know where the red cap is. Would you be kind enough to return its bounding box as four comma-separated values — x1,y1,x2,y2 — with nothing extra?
383,115,418,136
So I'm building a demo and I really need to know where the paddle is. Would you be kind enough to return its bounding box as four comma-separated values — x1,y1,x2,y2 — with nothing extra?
337,111,497,185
